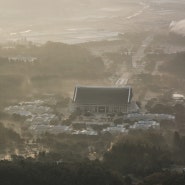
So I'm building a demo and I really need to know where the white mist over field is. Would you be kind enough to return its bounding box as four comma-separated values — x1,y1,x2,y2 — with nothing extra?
170,19,185,37
0,0,184,43
0,0,145,43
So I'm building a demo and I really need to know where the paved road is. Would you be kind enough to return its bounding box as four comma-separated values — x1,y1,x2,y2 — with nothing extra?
132,34,154,69
114,1,152,87
115,73,129,86
115,34,154,86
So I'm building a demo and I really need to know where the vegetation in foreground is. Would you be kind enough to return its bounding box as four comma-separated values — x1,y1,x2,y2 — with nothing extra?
1,128,185,185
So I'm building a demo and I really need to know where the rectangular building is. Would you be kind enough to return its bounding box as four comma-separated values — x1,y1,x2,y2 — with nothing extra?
73,86,132,114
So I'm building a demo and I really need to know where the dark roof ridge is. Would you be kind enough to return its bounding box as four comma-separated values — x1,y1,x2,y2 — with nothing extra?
73,85,133,105
75,85,131,89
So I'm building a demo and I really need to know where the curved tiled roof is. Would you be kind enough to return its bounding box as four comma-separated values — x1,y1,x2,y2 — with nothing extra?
73,86,132,105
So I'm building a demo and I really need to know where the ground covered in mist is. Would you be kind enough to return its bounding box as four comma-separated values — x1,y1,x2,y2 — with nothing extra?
0,1,185,184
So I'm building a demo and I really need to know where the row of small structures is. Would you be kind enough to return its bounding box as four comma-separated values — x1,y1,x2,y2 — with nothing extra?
4,85,176,136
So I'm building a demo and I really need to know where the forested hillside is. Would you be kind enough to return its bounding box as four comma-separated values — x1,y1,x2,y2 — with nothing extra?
160,51,185,78
0,42,105,104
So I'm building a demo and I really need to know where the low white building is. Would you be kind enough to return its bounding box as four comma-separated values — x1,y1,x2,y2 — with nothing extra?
130,121,160,130
8,56,38,63
172,93,184,101
126,113,175,121
102,125,128,135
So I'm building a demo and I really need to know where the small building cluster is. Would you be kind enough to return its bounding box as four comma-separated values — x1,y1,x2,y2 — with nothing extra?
130,121,160,130
4,85,177,136
126,113,175,122
8,56,38,63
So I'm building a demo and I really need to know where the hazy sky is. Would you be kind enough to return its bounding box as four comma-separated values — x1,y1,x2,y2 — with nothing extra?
0,0,123,9
0,0,120,17
0,0,136,42
2,0,183,43
0,0,138,24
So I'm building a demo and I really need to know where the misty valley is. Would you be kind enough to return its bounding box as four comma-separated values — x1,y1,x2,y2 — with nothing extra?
0,0,185,185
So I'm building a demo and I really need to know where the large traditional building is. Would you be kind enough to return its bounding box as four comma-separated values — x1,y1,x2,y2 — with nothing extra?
72,86,133,113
